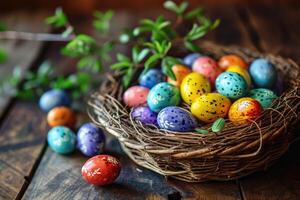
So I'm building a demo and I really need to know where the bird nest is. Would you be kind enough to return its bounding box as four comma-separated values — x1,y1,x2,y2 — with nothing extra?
87,41,300,182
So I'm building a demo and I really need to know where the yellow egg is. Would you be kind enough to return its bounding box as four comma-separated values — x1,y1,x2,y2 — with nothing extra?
191,93,231,123
167,64,191,87
180,72,211,105
226,65,252,87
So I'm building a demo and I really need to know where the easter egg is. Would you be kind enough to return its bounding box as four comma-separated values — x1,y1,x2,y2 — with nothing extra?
192,56,221,86
47,126,76,154
191,93,231,123
39,89,71,112
47,106,76,128
226,65,252,87
157,106,198,132
183,53,202,68
249,58,277,88
139,69,165,88
180,72,211,105
81,155,121,186
215,72,248,99
77,123,106,157
228,97,263,124
272,73,284,95
167,64,191,87
249,88,278,109
131,106,158,125
123,86,149,107
218,55,247,70
147,82,181,112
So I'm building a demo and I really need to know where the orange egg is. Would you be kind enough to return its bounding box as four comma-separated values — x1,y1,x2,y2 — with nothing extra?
167,64,191,87
218,55,248,71
47,107,76,128
228,97,262,125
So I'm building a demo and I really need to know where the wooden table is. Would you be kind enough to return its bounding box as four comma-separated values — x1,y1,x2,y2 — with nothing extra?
0,5,300,200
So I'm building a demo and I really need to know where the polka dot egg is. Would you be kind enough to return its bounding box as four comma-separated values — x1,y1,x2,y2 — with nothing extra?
249,88,278,109
47,106,76,128
167,64,191,87
123,86,149,107
39,89,71,112
216,72,248,99
131,106,158,125
226,65,252,87
47,126,76,154
147,82,181,113
139,69,165,88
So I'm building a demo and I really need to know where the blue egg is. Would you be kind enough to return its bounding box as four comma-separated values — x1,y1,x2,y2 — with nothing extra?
147,82,181,113
216,72,248,99
77,123,105,157
157,106,198,132
47,126,76,154
139,69,165,88
39,89,71,112
183,53,202,68
249,58,277,88
131,106,158,126
249,88,278,109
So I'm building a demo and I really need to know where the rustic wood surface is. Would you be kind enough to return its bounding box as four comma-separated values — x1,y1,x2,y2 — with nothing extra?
0,5,299,200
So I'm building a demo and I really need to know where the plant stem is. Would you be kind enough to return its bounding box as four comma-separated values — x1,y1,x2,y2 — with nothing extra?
0,31,75,41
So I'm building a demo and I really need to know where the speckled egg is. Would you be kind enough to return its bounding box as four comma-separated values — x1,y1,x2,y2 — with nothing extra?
157,106,198,132
226,65,252,87
39,89,71,112
183,53,202,68
218,55,248,70
249,88,278,109
123,86,149,107
215,72,248,99
77,123,105,157
47,106,76,128
131,106,158,125
249,58,277,88
228,97,263,124
147,82,181,113
192,56,221,86
191,93,231,123
81,155,121,186
167,64,191,87
47,126,76,154
180,72,211,105
139,69,165,88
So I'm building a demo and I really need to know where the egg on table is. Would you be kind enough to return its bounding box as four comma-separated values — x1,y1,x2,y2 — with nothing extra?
77,123,106,157
226,65,252,87
249,58,277,88
47,106,76,128
215,72,248,99
81,155,121,186
157,106,198,132
139,69,165,88
191,93,231,123
167,64,191,87
180,72,211,105
131,106,158,125
47,126,76,154
147,82,181,112
218,54,248,71
123,86,149,107
182,53,202,68
249,88,278,109
192,56,221,86
39,89,71,112
228,97,263,124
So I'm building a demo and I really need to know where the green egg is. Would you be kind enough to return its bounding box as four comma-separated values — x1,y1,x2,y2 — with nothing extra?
249,88,278,109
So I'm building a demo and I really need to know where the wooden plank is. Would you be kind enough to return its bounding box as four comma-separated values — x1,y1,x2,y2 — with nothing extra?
237,5,300,200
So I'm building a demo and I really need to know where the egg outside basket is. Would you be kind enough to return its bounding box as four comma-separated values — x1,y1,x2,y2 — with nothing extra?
87,41,300,182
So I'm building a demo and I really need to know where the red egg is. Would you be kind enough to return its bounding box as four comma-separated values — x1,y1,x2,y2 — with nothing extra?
81,155,121,186
123,86,149,107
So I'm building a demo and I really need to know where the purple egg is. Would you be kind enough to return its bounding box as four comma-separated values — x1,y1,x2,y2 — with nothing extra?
157,106,198,132
131,106,158,126
77,123,105,157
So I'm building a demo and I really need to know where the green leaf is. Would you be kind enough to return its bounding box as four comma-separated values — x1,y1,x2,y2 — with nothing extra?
137,48,149,62
163,1,179,13
211,118,225,133
110,62,132,70
195,129,209,134
0,21,7,32
37,61,54,77
45,7,68,28
117,53,130,62
184,40,201,52
61,26,74,38
132,46,139,64
161,56,181,80
0,48,8,64
184,7,203,20
62,34,96,57
93,10,114,33
122,68,136,89
144,54,161,69
211,19,221,29
178,2,189,14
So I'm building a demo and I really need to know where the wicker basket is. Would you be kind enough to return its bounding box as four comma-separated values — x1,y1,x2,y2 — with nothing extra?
88,41,300,182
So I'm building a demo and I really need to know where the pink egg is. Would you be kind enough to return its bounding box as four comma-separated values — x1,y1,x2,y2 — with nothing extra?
123,86,149,107
192,56,221,86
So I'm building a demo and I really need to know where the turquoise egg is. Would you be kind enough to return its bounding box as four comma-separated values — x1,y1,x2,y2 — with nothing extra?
216,72,248,99
147,82,181,112
249,58,277,88
249,88,278,109
47,126,76,154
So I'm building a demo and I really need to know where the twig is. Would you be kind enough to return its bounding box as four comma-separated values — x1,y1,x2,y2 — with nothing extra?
0,31,75,41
